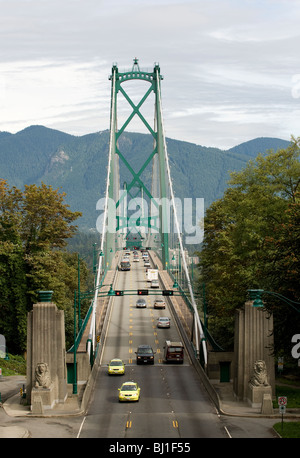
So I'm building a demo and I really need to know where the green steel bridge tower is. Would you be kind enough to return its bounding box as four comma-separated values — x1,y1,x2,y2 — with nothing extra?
106,58,170,268
89,58,207,366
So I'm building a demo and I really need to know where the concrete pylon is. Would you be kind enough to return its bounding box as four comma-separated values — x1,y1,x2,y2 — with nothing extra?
233,301,275,402
26,291,67,410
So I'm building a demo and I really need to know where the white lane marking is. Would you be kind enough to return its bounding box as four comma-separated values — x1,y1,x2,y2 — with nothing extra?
224,426,232,438
77,416,87,438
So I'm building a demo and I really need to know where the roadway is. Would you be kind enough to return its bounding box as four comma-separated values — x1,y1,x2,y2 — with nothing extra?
78,253,228,438
0,251,280,439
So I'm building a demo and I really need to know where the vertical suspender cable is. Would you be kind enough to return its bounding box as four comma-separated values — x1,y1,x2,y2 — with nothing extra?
155,68,207,367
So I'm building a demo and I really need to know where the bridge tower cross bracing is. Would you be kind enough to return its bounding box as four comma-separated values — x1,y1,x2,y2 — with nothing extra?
107,58,169,267
91,58,207,366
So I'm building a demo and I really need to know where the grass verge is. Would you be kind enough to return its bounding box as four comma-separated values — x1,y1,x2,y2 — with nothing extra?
273,378,300,438
0,354,26,376
274,384,300,409
273,421,300,438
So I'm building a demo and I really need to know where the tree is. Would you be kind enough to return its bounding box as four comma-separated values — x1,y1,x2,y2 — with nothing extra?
0,180,82,353
199,138,300,353
21,182,81,253
0,240,27,353
259,192,300,359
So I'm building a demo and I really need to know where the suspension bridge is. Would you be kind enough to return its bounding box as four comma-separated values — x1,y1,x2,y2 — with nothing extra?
9,58,280,439
75,58,210,364
65,59,227,436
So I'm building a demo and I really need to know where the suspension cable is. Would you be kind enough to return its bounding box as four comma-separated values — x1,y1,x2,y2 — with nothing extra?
87,66,117,357
155,68,207,366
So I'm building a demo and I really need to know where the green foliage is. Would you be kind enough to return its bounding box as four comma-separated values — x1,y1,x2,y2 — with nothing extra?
0,180,83,353
21,182,81,252
273,422,300,438
275,384,300,408
0,353,26,376
273,376,300,438
0,241,27,353
199,138,300,353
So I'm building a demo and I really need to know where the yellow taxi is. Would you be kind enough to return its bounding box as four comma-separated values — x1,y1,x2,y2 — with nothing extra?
108,358,125,375
118,381,141,402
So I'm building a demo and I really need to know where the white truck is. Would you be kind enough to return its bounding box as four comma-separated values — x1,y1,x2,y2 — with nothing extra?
147,269,158,282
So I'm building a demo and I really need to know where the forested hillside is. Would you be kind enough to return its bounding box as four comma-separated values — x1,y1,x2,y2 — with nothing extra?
0,125,290,230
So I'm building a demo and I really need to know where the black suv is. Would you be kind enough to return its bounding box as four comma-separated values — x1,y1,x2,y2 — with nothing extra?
135,345,155,365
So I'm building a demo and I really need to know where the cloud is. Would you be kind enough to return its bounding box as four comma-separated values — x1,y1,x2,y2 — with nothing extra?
1,59,110,134
0,0,299,148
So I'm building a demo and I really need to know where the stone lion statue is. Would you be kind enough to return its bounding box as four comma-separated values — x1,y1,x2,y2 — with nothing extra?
35,362,52,389
249,360,270,387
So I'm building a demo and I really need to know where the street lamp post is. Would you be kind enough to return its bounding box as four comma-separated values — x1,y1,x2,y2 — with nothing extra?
247,289,300,312
73,290,77,395
93,243,105,285
77,254,82,329
247,289,265,307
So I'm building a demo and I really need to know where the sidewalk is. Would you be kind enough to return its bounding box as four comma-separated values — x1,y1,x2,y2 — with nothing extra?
0,375,83,438
212,380,300,418
0,376,29,438
1,376,299,438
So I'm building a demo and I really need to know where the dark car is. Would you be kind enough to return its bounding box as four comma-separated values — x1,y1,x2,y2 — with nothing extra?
119,261,131,271
135,344,155,364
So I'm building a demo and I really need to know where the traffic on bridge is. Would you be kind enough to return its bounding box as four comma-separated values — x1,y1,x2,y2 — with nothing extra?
78,250,227,438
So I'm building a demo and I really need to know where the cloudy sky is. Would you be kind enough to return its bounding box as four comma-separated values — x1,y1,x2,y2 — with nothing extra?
1,0,299,149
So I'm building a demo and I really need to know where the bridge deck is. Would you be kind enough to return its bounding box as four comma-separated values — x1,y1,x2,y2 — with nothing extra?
76,250,195,354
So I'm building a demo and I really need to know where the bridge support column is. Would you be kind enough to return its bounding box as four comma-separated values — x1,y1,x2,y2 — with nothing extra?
26,291,68,410
233,300,275,404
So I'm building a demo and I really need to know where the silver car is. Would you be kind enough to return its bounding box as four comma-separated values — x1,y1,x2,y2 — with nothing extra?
136,298,147,308
157,317,170,328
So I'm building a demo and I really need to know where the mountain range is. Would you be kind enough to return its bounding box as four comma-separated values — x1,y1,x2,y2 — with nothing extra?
0,125,290,231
